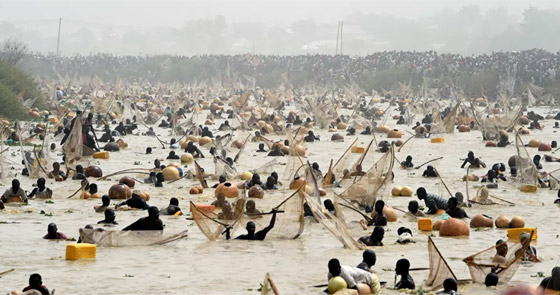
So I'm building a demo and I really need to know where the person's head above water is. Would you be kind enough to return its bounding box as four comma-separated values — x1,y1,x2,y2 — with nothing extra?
374,200,385,214
323,199,335,211
443,278,458,292
408,200,419,214
395,258,410,275
47,223,58,236
406,155,412,163
448,197,458,210
258,143,265,150
216,192,226,203
468,151,474,160
169,197,179,206
146,147,152,154
362,249,376,267
246,221,256,235
148,206,159,219
416,187,427,200
222,201,232,214
76,165,84,174
101,195,110,206
246,200,257,212
397,227,413,236
328,258,342,276
485,272,499,287
371,226,385,242
37,177,46,189
29,273,43,289
12,179,20,191
104,208,116,222
312,162,319,171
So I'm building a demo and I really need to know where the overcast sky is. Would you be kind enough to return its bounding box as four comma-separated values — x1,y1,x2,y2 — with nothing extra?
1,0,560,55
2,0,559,28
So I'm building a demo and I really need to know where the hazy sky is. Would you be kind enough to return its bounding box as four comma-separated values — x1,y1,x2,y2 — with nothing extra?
2,0,560,55
2,0,560,28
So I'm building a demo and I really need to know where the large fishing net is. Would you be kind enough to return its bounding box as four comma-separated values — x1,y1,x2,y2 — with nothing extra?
79,228,188,247
281,129,306,183
513,133,539,187
471,103,522,141
214,156,237,180
191,189,305,241
231,190,305,240
306,97,337,129
337,146,394,207
250,159,282,176
303,192,365,250
330,139,360,184
462,238,530,284
64,114,84,165
426,237,458,289
190,196,245,241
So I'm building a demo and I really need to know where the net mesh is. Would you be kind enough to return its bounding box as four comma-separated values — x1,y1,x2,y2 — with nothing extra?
338,146,394,207
79,228,188,247
281,129,306,182
471,103,522,141
303,192,365,250
232,190,305,240
463,240,527,284
214,156,237,180
426,237,457,288
192,190,305,241
191,197,245,241
64,114,84,165
514,133,539,187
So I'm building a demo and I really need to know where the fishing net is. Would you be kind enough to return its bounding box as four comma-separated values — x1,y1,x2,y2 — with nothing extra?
513,133,539,187
214,156,237,180
64,114,84,165
191,197,245,241
192,190,305,241
306,97,337,129
303,192,365,250
426,237,457,289
250,159,282,176
462,239,528,284
264,89,283,109
79,228,188,247
281,129,306,183
232,190,305,240
331,139,363,184
471,103,522,141
474,187,514,206
337,146,394,207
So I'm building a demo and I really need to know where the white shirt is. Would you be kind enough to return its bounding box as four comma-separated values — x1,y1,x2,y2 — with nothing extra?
328,265,373,288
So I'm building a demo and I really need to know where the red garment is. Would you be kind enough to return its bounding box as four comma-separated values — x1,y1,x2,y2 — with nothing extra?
43,232,67,240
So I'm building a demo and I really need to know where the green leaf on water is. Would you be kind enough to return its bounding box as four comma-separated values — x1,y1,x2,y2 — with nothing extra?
45,200,54,204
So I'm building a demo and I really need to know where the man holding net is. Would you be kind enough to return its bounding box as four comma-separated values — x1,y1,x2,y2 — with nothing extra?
225,209,277,240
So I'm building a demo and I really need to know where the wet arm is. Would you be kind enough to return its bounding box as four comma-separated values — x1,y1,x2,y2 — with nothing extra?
262,211,277,234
